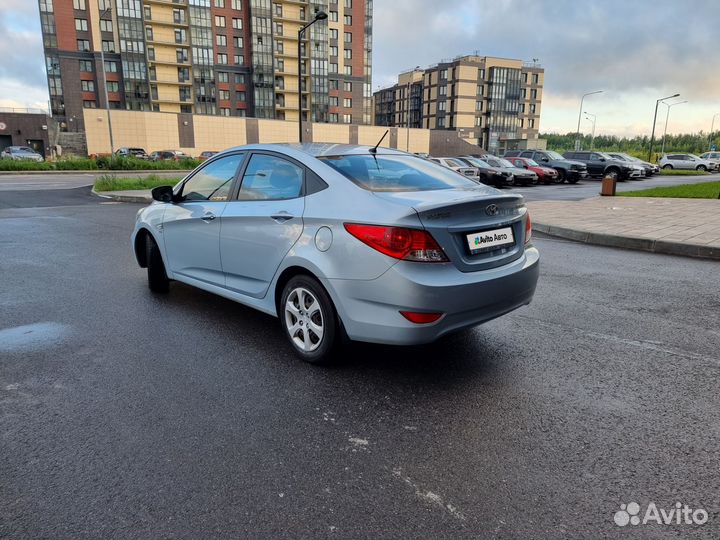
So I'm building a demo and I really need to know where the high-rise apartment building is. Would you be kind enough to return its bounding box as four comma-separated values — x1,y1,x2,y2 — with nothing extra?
39,0,372,131
374,55,544,153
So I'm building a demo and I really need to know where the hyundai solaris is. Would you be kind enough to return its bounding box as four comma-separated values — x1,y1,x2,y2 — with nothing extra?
132,144,540,364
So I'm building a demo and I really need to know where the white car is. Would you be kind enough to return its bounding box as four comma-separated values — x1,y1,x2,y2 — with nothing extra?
699,152,720,170
1,146,44,162
658,153,716,171
429,157,481,181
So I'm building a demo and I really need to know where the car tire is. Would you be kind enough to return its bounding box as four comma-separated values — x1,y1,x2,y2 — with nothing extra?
280,275,340,365
146,235,170,293
696,165,707,172
555,169,565,184
662,164,673,170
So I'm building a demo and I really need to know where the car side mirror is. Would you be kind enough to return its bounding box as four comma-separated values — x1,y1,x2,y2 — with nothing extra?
541,157,549,162
151,185,175,203
599,157,606,162
523,164,529,169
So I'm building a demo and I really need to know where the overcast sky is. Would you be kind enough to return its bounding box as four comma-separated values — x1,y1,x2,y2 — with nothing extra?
2,0,718,137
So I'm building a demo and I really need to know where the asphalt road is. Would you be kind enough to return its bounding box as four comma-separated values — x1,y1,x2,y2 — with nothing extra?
1,185,719,539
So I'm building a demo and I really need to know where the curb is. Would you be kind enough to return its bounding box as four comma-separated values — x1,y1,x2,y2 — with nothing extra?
0,169,188,176
91,189,152,203
534,222,720,261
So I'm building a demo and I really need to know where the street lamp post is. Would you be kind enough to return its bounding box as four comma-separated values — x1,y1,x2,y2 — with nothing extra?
661,100,688,155
709,113,720,151
648,93,680,161
584,111,596,152
297,10,327,143
99,5,115,157
575,90,603,151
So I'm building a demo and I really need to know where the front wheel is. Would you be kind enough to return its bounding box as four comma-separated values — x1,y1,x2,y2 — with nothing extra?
662,164,673,170
280,276,340,364
696,165,707,172
146,235,169,293
554,169,565,184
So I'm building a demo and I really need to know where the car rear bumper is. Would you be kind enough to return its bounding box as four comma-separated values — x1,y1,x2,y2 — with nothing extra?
324,247,540,345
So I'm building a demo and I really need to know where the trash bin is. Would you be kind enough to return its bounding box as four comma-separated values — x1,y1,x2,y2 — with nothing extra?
600,175,617,196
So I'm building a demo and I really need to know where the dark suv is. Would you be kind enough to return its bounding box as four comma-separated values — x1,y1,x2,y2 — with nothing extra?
503,150,588,183
562,151,636,180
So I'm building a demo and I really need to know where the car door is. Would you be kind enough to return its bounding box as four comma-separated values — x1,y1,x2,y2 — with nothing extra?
162,153,245,287
220,152,306,298
588,153,605,175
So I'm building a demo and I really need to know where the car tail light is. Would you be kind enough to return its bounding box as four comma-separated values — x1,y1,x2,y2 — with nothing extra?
344,223,449,262
399,311,444,324
525,212,532,245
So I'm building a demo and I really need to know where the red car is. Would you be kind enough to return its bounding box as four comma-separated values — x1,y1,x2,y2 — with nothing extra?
506,156,560,184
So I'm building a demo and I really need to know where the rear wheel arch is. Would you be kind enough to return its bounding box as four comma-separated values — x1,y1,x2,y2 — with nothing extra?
274,265,326,317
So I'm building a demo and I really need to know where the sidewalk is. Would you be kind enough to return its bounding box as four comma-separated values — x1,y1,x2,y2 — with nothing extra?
529,197,720,260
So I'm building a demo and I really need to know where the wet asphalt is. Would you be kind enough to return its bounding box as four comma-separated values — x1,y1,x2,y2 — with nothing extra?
1,185,719,539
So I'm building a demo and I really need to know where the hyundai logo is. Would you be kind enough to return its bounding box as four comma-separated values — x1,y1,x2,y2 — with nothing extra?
485,204,499,216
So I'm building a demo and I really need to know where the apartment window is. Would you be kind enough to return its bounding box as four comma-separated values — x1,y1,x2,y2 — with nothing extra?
276,59,284,71
329,96,338,107
329,79,339,90
178,67,189,81
275,94,285,107
216,34,227,46
234,36,243,48
477,85,484,96
177,48,188,63
81,80,95,92
523,72,528,83
299,7,305,20
476,101,483,111
344,0,352,6
329,45,338,57
530,104,536,114
173,9,184,23
100,19,112,32
217,53,228,64
215,15,226,27
343,82,352,92
439,85,446,96
344,49,352,59
438,101,446,111
233,54,244,64
274,3,282,16
147,46,155,60
529,119,535,128
437,117,445,128
73,0,86,9
219,90,230,100
75,18,88,31
236,91,246,101
533,73,539,84
342,114,351,124
519,103,525,113
77,39,90,51
235,73,245,84
475,116,483,127
531,89,538,99
329,11,338,22
440,69,448,80
40,0,53,12
232,18,242,29
144,5,151,19
344,15,352,25
519,118,524,128
218,72,228,82
274,22,283,35
180,87,191,101
521,88,527,98
145,26,153,40
479,68,485,79
148,66,156,80
329,113,338,122
79,60,93,72
83,100,97,108
232,0,242,9
343,98,352,108
175,29,187,43
104,60,117,73
329,63,338,73
220,108,231,116
344,65,352,75
215,0,225,6
236,108,246,117
107,81,119,92
330,28,338,40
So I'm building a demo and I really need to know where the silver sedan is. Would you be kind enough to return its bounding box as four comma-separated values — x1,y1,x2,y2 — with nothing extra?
132,144,540,364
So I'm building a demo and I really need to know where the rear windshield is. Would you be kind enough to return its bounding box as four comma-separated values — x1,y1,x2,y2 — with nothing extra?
319,154,478,192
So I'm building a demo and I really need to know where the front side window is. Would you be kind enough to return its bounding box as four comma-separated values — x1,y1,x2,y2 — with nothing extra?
238,154,304,201
320,155,479,192
181,154,244,202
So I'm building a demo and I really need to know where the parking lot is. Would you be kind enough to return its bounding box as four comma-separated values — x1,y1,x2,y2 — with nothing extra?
1,180,719,538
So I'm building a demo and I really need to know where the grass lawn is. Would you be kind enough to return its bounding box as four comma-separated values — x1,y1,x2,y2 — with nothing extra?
657,169,711,176
618,181,720,199
94,174,181,192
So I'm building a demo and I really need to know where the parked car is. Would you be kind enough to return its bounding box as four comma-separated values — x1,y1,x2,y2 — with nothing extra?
658,153,716,171
595,152,646,178
132,144,539,364
698,151,720,170
503,150,587,183
150,150,189,162
504,156,560,184
198,151,219,161
0,146,44,162
115,147,149,160
455,156,515,187
429,157,481,182
479,156,538,185
562,151,640,180
607,153,658,176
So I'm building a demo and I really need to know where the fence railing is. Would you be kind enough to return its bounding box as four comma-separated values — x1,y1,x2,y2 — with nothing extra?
0,107,49,115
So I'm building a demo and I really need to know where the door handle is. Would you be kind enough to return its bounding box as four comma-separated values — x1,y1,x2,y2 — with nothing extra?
201,212,216,222
271,212,294,223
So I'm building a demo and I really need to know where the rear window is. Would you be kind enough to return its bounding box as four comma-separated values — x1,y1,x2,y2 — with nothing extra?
319,154,478,192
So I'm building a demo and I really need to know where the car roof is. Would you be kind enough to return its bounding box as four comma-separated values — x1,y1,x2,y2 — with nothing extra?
223,143,409,158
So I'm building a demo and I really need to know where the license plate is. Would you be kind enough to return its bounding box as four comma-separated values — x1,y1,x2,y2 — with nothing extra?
466,226,514,253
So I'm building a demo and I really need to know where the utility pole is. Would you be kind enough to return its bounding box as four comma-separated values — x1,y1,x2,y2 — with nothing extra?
575,90,602,151
649,93,680,161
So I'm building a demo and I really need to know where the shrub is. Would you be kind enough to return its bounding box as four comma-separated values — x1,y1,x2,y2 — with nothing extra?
54,157,98,170
0,158,53,171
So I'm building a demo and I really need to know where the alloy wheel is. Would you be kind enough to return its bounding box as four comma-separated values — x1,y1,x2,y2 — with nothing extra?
284,287,324,352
